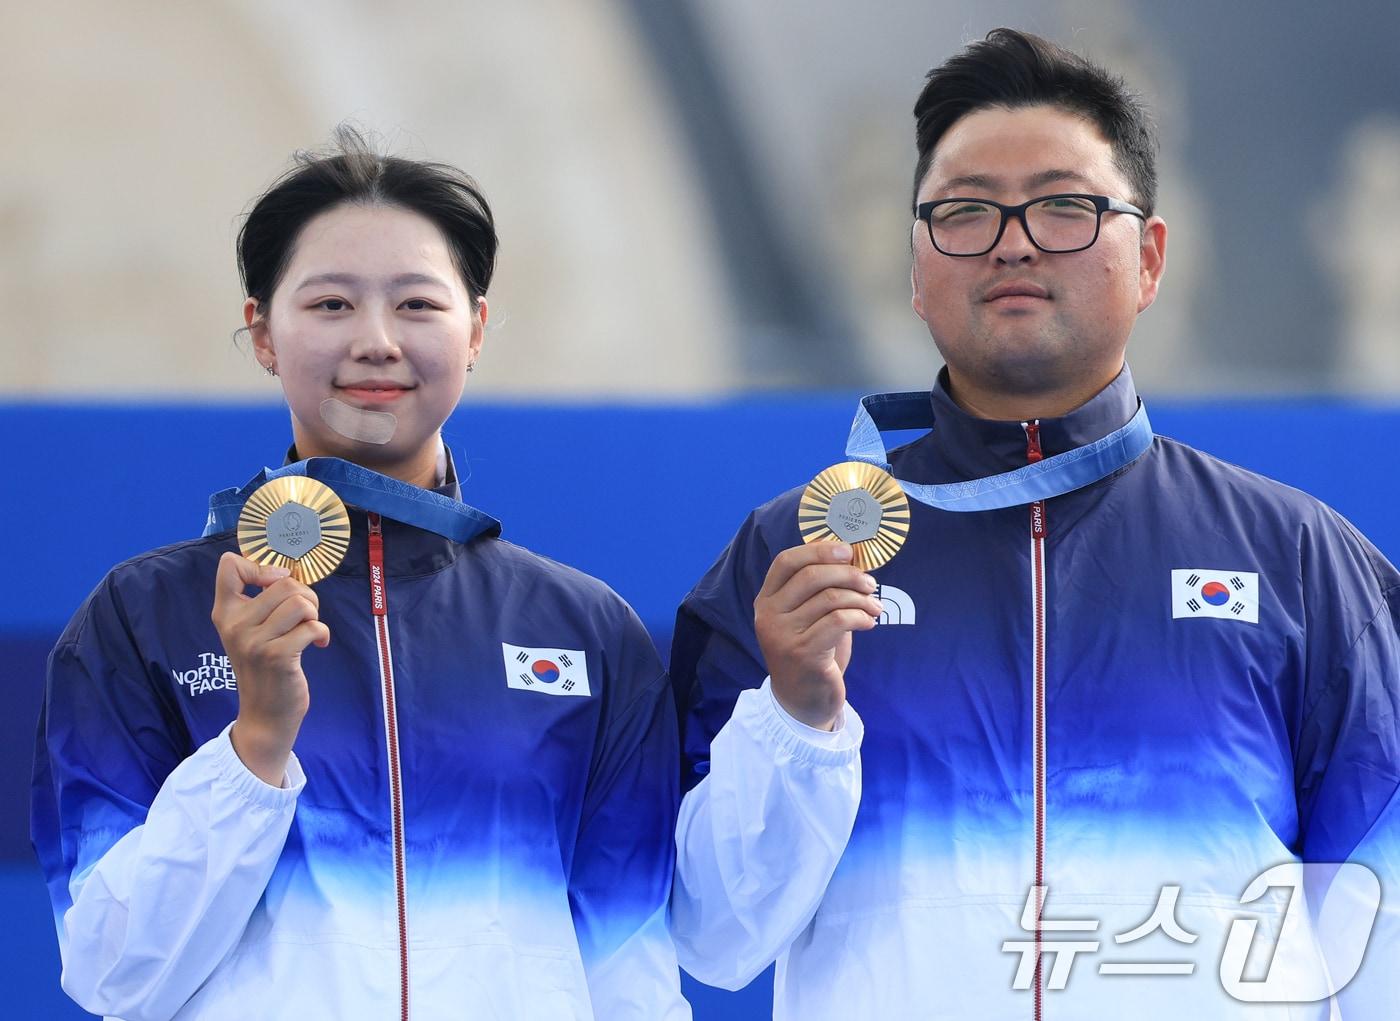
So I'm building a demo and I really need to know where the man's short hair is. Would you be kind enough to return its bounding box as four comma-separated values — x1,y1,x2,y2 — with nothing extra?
913,28,1158,216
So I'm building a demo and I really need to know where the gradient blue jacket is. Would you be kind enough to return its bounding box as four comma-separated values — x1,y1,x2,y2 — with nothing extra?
670,368,1400,1019
31,459,690,1021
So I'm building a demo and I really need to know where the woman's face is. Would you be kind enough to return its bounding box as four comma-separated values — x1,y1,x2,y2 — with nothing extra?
247,202,485,486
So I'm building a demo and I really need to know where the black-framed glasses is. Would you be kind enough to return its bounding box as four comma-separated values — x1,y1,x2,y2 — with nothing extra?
915,193,1146,257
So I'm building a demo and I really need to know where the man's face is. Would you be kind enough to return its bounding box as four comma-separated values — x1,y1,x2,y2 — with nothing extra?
911,104,1166,413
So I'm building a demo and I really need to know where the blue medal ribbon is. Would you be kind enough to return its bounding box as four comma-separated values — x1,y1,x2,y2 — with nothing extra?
844,392,1154,511
204,457,501,542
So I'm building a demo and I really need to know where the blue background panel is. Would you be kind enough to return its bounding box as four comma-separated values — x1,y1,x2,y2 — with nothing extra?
4,398,1398,1017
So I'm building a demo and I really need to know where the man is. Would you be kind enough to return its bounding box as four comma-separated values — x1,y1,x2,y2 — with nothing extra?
669,28,1399,1019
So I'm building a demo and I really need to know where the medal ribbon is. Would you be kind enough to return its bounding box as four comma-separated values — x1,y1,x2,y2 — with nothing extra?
845,392,1154,511
203,457,501,542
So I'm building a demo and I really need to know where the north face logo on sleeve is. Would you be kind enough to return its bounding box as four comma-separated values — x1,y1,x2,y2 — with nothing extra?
501,643,592,697
1171,570,1259,623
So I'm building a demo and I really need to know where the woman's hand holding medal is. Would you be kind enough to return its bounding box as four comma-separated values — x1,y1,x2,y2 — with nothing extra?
213,551,330,786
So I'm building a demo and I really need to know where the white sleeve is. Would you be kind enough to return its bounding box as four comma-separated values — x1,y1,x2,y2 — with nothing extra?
670,678,862,990
59,723,304,1021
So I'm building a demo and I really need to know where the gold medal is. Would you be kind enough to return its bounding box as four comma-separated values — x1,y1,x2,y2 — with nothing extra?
237,476,351,584
798,461,910,571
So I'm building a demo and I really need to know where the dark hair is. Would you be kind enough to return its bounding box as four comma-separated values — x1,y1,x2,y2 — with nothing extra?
238,125,497,319
912,29,1157,216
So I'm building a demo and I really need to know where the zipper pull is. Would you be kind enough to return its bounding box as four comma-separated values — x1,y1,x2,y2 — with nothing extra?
1024,421,1044,464
368,512,388,616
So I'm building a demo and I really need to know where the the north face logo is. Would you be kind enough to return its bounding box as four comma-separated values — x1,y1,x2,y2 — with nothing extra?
172,652,239,695
874,584,916,626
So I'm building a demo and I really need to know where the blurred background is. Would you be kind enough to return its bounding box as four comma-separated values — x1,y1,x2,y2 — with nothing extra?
7,0,1400,400
4,0,1398,1016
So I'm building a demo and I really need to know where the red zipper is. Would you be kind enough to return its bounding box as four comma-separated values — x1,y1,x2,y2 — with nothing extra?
369,513,410,1021
1023,423,1048,1021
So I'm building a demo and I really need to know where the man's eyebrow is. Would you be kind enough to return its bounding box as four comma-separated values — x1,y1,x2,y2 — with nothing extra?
1026,169,1091,190
936,168,1092,193
939,172,1000,192
294,272,452,290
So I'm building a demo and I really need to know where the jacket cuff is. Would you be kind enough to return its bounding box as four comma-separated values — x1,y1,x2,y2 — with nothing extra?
208,722,307,808
765,677,859,749
735,678,863,766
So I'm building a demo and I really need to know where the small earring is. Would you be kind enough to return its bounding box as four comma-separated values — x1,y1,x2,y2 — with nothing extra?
265,364,277,377
466,362,476,374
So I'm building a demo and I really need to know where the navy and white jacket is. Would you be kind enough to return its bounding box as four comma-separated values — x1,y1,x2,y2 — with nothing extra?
31,456,690,1021
670,368,1400,1019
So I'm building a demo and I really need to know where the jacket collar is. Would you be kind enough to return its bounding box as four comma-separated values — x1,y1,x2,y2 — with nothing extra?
280,440,462,501
894,364,1141,486
279,443,474,578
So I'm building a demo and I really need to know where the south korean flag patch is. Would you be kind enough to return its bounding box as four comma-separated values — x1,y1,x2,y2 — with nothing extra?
502,643,592,697
1171,570,1259,624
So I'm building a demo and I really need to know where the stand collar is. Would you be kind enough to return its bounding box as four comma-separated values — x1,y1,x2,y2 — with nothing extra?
281,442,463,502
898,364,1141,485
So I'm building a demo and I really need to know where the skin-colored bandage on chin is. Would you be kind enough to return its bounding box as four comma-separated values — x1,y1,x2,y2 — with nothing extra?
319,398,397,445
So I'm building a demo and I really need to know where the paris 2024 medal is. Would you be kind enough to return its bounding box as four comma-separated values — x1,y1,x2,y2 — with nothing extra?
798,461,910,571
237,476,352,584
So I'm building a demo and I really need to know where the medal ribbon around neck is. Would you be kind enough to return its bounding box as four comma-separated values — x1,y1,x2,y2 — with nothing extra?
204,457,501,543
844,391,1155,512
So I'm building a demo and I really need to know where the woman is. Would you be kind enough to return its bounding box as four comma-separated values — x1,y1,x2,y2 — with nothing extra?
31,129,691,1021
